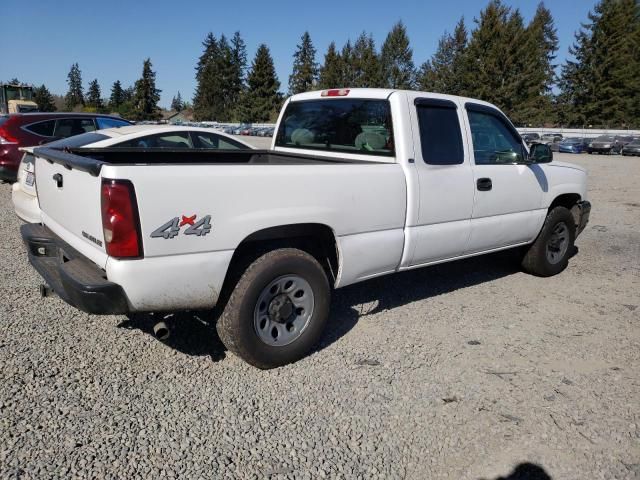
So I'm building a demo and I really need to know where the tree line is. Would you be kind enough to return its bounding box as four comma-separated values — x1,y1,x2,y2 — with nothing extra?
25,0,640,127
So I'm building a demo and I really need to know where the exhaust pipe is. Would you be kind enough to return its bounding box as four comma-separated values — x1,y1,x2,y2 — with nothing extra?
40,284,55,298
153,321,170,341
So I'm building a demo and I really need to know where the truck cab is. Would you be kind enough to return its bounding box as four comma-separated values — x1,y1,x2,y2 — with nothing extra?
0,84,38,114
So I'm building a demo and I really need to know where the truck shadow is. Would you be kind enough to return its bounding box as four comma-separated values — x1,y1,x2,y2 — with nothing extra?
481,462,552,479
316,248,527,353
118,247,541,363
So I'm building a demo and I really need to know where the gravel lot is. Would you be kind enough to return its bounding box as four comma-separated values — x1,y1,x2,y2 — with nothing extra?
1,152,638,479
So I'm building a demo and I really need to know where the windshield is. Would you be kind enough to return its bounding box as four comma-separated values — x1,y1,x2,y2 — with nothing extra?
275,98,394,156
563,138,583,144
595,135,614,141
44,132,109,148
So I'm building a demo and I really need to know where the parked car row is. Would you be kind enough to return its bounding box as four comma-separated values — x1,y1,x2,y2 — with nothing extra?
222,125,275,137
520,131,640,155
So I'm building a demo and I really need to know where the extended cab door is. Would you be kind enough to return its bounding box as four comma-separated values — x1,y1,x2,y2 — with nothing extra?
405,95,475,266
463,103,547,253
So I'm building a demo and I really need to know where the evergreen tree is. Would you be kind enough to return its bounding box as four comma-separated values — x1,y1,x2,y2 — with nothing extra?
193,32,237,121
459,1,530,120
109,80,125,109
288,31,318,95
230,31,248,119
65,63,84,110
559,0,640,127
380,21,415,89
132,58,161,120
318,42,344,89
237,44,281,122
171,92,184,112
352,32,382,88
33,84,57,112
516,2,559,125
417,17,468,95
86,79,104,111
8,78,20,85
340,40,356,87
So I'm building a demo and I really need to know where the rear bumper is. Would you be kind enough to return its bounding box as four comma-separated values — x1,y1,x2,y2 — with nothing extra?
21,223,129,314
575,200,591,236
12,183,41,223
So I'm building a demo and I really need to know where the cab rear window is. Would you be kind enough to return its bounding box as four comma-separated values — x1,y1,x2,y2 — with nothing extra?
275,99,394,156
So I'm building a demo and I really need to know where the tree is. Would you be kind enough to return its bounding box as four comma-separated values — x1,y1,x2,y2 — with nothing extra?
171,92,184,112
558,0,640,127
352,32,382,88
230,31,248,119
65,63,84,110
288,31,318,95
380,21,415,89
132,58,161,120
417,17,468,95
458,1,531,120
33,84,57,112
7,78,20,85
318,42,344,89
110,80,125,109
86,79,104,111
516,2,559,125
193,32,236,121
237,44,281,122
340,40,356,87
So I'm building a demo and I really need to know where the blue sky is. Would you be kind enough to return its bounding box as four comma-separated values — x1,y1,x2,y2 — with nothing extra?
4,0,597,108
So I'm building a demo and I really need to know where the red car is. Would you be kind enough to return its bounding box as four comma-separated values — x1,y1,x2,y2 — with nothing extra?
0,113,131,182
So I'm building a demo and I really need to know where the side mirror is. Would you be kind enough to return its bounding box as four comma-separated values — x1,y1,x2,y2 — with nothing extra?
529,143,553,163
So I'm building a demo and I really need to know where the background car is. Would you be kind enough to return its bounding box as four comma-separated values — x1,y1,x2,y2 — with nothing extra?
621,138,640,156
587,135,628,154
558,137,589,154
0,113,131,182
522,132,541,145
12,125,253,223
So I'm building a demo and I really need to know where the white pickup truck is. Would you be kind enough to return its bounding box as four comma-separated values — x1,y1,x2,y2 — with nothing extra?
22,88,591,368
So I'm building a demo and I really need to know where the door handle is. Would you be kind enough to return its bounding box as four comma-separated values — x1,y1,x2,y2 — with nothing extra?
52,173,63,188
477,177,492,191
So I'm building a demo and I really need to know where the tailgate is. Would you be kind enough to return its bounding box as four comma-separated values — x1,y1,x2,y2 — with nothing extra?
35,153,108,268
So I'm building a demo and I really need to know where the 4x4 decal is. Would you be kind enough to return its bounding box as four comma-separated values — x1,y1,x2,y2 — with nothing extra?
151,214,212,239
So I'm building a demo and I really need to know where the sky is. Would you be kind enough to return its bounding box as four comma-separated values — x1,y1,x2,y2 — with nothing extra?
3,0,598,109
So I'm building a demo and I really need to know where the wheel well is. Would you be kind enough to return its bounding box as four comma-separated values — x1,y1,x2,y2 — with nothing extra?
549,193,581,212
549,193,582,226
222,223,340,294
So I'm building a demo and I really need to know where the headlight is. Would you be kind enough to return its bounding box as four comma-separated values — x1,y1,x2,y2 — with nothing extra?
603,144,610,148
589,143,593,147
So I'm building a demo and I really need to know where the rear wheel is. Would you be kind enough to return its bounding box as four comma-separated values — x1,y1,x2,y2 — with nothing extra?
522,206,576,277
217,248,330,369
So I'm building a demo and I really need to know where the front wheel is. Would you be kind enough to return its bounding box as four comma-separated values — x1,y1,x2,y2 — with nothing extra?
217,248,330,369
522,206,576,277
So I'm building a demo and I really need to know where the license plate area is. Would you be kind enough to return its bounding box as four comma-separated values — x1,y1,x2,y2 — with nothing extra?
25,171,35,186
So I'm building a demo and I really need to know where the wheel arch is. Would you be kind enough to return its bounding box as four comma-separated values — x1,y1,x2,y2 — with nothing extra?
221,223,340,298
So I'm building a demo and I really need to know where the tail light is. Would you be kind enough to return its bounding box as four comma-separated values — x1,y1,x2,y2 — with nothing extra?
101,179,142,258
0,123,18,144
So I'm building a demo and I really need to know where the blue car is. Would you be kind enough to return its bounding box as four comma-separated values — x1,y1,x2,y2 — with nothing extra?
558,137,589,154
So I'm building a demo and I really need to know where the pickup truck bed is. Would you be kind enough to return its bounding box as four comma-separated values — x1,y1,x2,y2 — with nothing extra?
38,147,377,177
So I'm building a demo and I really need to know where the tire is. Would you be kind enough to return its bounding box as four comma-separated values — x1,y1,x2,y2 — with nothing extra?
217,248,330,369
522,206,576,277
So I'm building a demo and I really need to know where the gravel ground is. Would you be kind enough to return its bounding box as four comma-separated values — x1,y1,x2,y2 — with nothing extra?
1,152,639,479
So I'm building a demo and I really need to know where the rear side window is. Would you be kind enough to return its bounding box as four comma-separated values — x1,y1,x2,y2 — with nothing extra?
192,131,247,149
24,120,56,137
275,99,394,156
115,131,194,149
54,118,96,138
415,101,464,165
96,117,130,129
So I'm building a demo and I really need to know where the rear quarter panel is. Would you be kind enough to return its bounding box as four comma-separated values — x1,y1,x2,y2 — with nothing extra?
101,162,407,310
